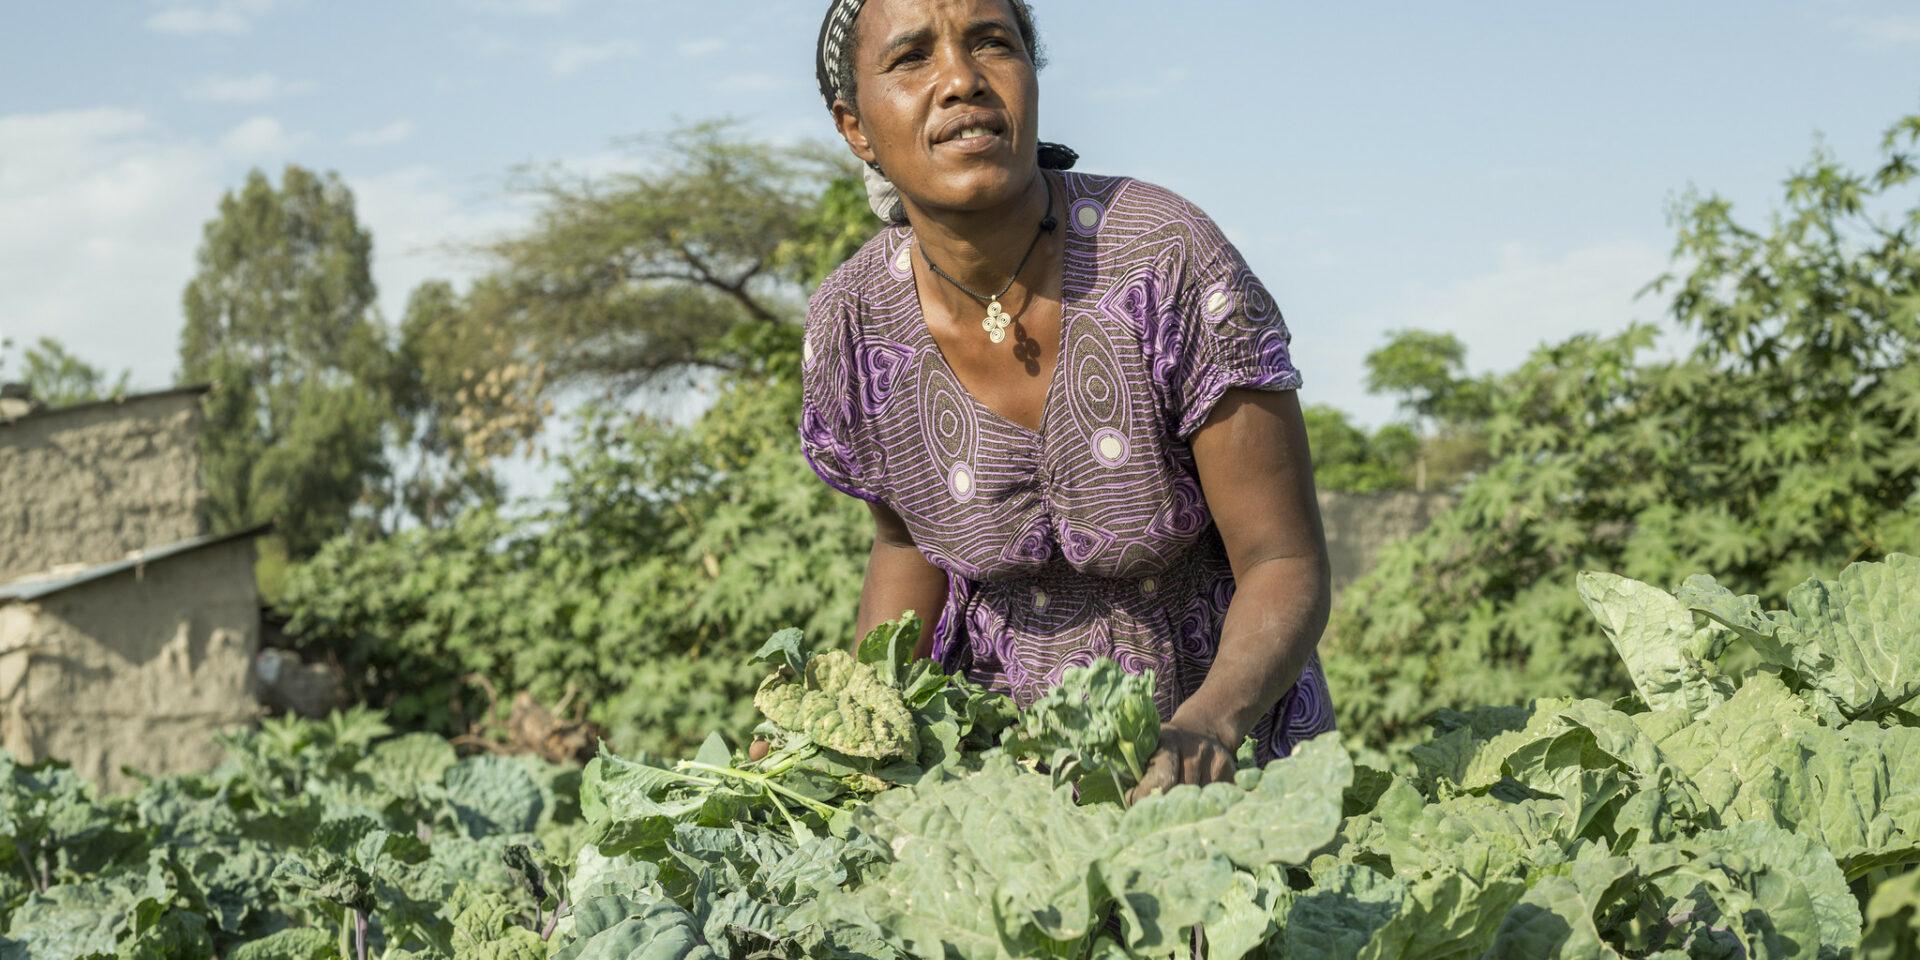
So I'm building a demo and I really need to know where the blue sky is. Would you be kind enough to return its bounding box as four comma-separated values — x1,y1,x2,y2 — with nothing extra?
3,0,1918,440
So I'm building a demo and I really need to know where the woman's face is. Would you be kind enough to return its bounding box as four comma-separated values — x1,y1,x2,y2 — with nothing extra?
836,0,1039,216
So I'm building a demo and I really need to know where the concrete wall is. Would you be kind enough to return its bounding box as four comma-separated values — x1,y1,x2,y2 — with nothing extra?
0,391,207,582
0,537,260,793
1318,490,1455,598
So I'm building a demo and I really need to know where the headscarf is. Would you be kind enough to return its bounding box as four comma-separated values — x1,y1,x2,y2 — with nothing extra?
814,0,1078,223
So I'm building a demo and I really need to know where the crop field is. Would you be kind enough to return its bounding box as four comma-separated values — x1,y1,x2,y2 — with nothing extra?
4,75,1918,960
1,555,1915,958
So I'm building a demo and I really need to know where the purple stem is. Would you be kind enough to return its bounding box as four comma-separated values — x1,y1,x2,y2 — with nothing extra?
541,900,568,941
353,909,368,960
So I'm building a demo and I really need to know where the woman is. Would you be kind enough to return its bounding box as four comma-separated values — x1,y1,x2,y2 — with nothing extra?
800,0,1335,798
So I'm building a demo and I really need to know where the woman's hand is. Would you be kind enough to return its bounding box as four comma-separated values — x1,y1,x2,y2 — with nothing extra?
1125,707,1242,804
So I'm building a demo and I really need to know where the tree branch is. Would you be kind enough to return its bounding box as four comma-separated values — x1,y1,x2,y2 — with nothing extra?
674,243,779,325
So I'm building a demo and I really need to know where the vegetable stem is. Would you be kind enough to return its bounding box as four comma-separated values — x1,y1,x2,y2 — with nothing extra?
14,844,41,894
679,760,837,818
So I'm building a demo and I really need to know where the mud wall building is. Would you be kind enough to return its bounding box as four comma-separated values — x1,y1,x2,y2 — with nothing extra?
0,387,210,583
0,386,262,794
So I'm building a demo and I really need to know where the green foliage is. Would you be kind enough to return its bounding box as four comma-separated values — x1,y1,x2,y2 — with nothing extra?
1305,329,1497,494
180,164,396,558
1000,658,1161,805
8,559,1920,957
279,362,870,757
0,337,129,407
1286,555,1916,960
753,651,919,762
777,174,879,289
274,138,883,749
0,707,581,960
1302,404,1419,494
484,121,864,393
1860,867,1920,959
1360,329,1496,493
1363,329,1491,430
1328,107,1920,746
386,278,523,528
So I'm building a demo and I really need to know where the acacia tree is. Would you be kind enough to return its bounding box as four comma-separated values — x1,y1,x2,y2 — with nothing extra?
179,165,394,559
482,121,858,395
1327,108,1920,744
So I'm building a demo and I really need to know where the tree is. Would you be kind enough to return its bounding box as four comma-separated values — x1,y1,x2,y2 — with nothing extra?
1302,404,1418,494
179,164,395,561
1326,107,1920,745
482,121,859,397
0,337,129,407
1363,329,1493,491
385,277,548,528
279,158,883,752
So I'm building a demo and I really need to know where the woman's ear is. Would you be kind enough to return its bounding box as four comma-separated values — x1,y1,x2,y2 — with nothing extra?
833,100,878,167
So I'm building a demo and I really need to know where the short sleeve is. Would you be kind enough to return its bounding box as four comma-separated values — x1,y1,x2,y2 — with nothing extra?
797,272,886,504
1163,204,1302,441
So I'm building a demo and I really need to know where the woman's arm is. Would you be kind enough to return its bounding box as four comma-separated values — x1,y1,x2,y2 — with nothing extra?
1129,387,1331,798
853,499,948,659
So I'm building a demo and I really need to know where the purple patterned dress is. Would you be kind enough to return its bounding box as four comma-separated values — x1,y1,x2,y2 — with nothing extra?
798,171,1336,761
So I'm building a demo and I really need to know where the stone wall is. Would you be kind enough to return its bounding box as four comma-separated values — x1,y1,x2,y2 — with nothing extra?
1318,490,1455,597
0,390,207,582
0,536,261,793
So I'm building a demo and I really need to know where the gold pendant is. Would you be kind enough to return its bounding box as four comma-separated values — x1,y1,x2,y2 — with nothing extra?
982,299,1010,344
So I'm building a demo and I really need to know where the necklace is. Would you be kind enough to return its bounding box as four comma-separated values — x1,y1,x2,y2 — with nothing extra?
918,173,1058,344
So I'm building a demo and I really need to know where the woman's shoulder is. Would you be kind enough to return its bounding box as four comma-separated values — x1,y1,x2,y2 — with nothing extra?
806,224,911,326
1068,171,1233,255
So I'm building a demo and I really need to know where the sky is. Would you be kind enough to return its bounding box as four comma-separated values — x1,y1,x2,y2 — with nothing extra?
3,0,1918,449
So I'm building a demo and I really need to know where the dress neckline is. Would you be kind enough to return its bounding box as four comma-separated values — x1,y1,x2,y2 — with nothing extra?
895,168,1087,441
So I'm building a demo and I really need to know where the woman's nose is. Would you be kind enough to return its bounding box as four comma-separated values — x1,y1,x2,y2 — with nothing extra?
934,47,989,105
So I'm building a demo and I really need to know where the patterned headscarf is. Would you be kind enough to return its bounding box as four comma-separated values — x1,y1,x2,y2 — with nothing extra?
814,0,1078,223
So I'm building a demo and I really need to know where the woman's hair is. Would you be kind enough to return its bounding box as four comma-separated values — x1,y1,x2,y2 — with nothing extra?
829,0,1048,116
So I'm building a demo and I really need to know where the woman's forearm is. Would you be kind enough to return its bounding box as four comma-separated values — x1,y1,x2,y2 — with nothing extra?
1175,553,1330,745
854,537,948,658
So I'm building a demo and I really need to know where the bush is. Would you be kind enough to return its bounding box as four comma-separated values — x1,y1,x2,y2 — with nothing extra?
280,366,869,756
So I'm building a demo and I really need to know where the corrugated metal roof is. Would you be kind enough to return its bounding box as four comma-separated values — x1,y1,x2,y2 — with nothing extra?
0,384,210,428
0,524,271,603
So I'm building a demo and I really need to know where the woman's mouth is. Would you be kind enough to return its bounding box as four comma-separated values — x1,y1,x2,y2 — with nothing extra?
941,126,1005,153
933,114,1007,154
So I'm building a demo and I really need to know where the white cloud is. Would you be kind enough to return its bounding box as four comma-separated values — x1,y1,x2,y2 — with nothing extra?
677,38,726,58
146,0,277,36
1306,239,1680,426
0,109,228,389
219,115,305,156
1838,14,1920,44
346,120,416,147
182,71,310,104
0,107,544,396
550,40,643,76
1406,241,1678,373
345,165,533,324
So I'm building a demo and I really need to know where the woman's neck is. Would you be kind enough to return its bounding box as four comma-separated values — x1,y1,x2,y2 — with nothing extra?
903,168,1058,299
